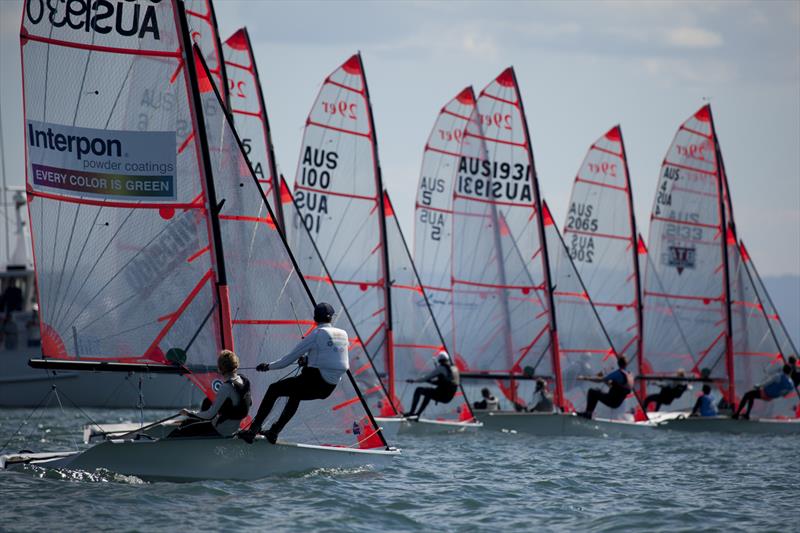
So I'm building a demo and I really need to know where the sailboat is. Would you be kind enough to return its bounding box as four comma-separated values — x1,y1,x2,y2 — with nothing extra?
290,54,478,433
644,105,799,434
449,68,652,436
3,0,397,480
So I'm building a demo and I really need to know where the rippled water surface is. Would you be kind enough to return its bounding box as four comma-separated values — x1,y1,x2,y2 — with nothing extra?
1,407,797,532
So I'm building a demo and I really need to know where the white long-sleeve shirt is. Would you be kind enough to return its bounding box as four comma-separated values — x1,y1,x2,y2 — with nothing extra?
190,374,244,436
268,324,349,385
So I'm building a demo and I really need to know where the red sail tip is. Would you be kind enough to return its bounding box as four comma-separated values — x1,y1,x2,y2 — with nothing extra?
637,235,648,255
280,179,293,204
498,216,510,236
342,54,361,75
496,67,515,88
225,28,248,51
541,202,554,227
455,86,474,105
694,105,711,122
383,194,394,217
726,226,736,246
194,51,213,93
739,242,750,262
605,126,621,141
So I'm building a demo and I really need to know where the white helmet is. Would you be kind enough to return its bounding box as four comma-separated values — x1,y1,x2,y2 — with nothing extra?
436,351,450,364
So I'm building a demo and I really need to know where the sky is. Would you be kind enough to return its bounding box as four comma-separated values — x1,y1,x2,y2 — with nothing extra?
1,0,798,281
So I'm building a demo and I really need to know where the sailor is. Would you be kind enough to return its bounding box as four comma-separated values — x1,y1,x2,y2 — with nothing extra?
578,356,634,419
643,369,689,412
733,364,795,420
690,384,718,417
403,351,460,418
526,379,555,413
169,350,251,438
785,356,800,387
473,388,500,411
239,302,348,444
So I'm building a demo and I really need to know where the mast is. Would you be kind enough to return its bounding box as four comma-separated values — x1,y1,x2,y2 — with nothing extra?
358,53,396,406
618,127,646,401
706,105,735,404
243,28,284,230
512,68,563,410
178,1,233,351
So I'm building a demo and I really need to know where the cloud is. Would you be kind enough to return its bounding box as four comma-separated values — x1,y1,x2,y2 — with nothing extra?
642,57,736,85
663,26,723,48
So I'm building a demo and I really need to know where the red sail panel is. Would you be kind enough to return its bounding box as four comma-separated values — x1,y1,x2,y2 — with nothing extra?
385,193,475,422
291,54,391,402
21,1,222,395
282,176,397,418
184,0,227,106
222,28,283,229
563,126,640,363
452,68,553,407
643,106,730,386
195,48,388,447
413,87,476,352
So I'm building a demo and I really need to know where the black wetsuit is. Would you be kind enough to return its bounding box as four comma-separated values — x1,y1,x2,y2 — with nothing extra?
406,364,459,417
584,369,632,416
643,383,687,412
250,367,336,435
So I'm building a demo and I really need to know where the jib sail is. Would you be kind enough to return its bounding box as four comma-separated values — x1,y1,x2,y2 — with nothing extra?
413,87,476,352
194,46,389,447
222,28,283,230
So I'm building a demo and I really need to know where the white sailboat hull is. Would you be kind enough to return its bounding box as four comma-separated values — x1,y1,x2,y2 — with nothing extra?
376,416,482,436
2,438,400,482
656,416,800,435
476,411,655,437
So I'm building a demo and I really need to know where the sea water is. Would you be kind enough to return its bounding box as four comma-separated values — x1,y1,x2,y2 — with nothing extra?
0,408,796,532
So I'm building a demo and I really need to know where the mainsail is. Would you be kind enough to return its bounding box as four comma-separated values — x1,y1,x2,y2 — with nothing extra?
562,127,642,376
452,68,556,407
194,46,388,447
222,28,283,229
384,192,475,422
291,54,394,405
21,0,225,396
643,106,732,397
413,87,476,351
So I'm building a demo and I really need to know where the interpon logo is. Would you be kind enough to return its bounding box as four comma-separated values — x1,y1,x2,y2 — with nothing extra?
28,123,122,161
25,0,163,40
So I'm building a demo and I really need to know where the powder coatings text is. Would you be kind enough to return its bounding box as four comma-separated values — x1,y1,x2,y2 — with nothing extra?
28,121,176,201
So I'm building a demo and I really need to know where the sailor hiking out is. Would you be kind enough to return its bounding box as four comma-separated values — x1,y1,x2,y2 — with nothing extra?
733,364,795,420
643,369,689,412
403,351,460,418
239,303,348,444
170,350,252,438
578,356,634,419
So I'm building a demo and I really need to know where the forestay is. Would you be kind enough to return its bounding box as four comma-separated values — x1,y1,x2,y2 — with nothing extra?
643,106,732,397
195,47,389,448
21,0,222,396
385,193,475,422
451,68,555,408
413,87,476,352
222,28,283,229
291,54,395,406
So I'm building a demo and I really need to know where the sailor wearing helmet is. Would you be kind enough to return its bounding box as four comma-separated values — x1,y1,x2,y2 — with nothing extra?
403,351,460,419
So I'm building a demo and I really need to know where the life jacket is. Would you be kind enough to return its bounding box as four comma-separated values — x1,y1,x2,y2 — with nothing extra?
217,375,252,424
436,365,459,400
